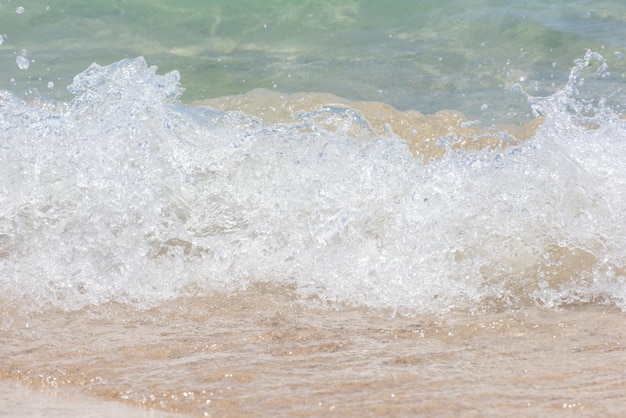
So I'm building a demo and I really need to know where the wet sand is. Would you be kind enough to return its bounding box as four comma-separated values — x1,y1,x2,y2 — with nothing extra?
0,380,179,417
1,284,625,417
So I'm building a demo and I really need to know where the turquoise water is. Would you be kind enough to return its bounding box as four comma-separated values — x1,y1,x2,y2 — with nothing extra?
1,0,625,119
1,1,626,314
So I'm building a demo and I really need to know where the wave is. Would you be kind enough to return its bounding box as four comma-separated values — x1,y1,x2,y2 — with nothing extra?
1,51,625,314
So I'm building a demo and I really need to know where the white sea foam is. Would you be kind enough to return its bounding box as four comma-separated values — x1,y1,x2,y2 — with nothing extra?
1,54,625,313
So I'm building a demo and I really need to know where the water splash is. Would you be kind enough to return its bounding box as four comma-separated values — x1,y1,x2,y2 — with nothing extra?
517,50,619,126
1,53,625,314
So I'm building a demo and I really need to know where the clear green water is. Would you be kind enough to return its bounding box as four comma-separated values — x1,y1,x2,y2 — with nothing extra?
1,0,625,120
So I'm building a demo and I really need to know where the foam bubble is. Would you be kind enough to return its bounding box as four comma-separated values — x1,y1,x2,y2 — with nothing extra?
15,56,29,70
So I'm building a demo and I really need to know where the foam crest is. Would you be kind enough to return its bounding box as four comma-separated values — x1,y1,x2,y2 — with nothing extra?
68,57,183,104
1,53,625,314
1,58,191,309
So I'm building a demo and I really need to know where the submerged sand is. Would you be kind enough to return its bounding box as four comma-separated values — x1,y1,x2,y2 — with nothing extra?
196,88,544,163
1,284,625,417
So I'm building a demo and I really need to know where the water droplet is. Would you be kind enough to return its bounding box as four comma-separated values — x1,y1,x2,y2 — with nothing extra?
47,81,54,89
16,55,30,70
480,104,488,111
16,6,25,14
0,35,4,45
615,51,624,60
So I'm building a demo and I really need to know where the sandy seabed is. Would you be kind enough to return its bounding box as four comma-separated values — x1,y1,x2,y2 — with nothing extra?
1,284,625,417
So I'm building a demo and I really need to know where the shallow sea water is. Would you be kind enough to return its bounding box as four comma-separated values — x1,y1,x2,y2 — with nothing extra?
2,1,626,416
2,287,626,416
